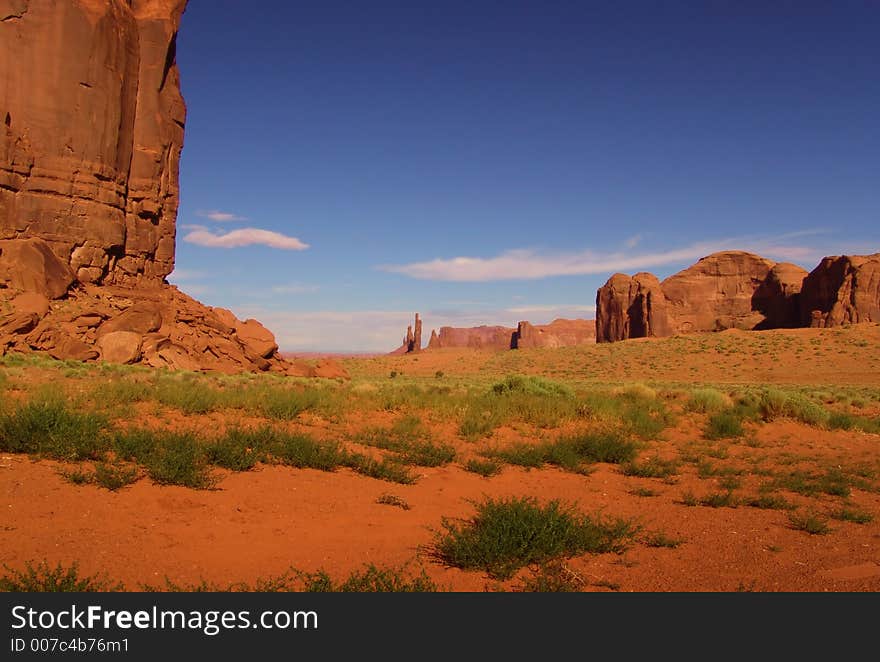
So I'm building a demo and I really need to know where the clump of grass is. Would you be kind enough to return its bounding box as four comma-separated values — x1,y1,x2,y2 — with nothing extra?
255,387,321,420
491,375,573,398
114,430,215,489
93,462,139,491
432,496,635,580
629,487,660,497
686,388,731,413
770,468,853,498
487,431,637,473
704,410,744,439
155,377,221,414
294,564,438,592
622,457,678,479
758,389,829,427
788,512,830,535
549,431,638,466
699,491,739,508
745,494,795,510
355,418,455,467
0,561,122,592
0,399,108,461
464,458,502,477
205,429,266,471
515,561,584,592
376,494,411,510
62,467,94,486
829,507,873,524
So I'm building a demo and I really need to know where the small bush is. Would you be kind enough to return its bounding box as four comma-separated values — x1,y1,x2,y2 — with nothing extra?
788,512,830,535
432,496,635,580
829,507,873,524
94,462,139,491
704,411,744,439
686,388,731,413
554,431,638,465
464,458,502,477
622,457,678,479
205,430,265,471
116,430,215,489
0,561,121,592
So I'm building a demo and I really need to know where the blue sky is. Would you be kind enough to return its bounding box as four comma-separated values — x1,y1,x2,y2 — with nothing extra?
169,1,879,352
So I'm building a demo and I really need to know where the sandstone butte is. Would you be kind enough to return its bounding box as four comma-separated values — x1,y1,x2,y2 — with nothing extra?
0,0,346,378
391,314,596,354
596,250,880,342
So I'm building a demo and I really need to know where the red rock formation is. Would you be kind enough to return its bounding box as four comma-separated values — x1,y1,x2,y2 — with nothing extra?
513,319,596,349
596,250,880,342
0,1,347,378
752,262,809,329
661,252,775,334
800,254,880,327
426,325,516,350
595,272,670,342
389,313,423,354
1,0,187,285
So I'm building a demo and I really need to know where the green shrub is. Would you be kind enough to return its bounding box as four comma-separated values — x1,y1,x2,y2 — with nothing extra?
0,561,122,592
788,512,830,535
463,458,502,477
0,400,108,461
94,462,139,491
704,411,744,439
490,375,573,398
622,457,679,478
686,388,731,413
432,496,635,580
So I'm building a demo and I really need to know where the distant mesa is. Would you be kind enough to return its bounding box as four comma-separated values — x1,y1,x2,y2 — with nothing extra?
391,315,595,354
595,250,880,342
0,1,346,378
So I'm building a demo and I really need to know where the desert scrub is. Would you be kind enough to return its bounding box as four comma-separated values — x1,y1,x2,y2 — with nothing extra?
154,375,223,414
490,375,574,398
355,416,455,467
114,430,215,489
685,388,731,413
486,431,637,473
93,462,139,491
704,410,745,439
515,561,584,592
0,561,122,592
622,456,679,479
0,399,108,461
432,496,635,580
204,428,269,471
758,389,829,427
788,512,830,535
292,564,438,592
829,507,873,524
463,458,502,477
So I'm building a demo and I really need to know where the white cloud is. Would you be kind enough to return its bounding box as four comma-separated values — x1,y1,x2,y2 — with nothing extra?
166,268,206,282
378,232,833,282
506,304,596,315
196,209,248,222
182,227,310,250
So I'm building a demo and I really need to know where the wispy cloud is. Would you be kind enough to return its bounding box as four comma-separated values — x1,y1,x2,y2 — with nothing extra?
506,304,596,315
624,233,644,249
182,226,310,250
166,268,206,282
271,283,321,294
196,209,248,222
378,231,834,282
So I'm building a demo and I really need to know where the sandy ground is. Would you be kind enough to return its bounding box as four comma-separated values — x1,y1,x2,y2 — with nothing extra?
1,324,879,591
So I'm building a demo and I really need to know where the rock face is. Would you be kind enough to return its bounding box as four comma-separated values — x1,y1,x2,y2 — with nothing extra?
1,0,187,285
595,272,670,343
0,2,347,378
427,325,516,350
596,251,879,342
800,254,880,327
513,319,596,349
